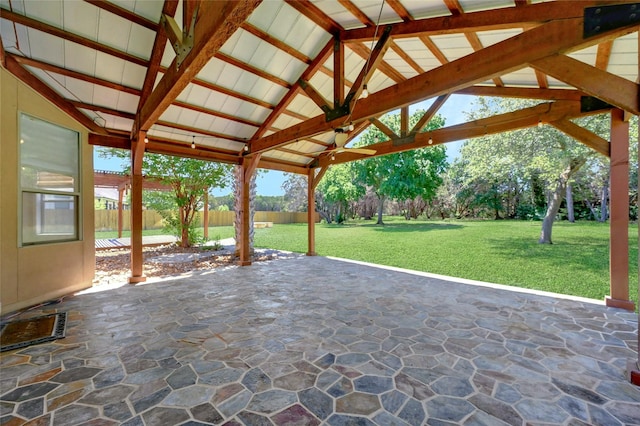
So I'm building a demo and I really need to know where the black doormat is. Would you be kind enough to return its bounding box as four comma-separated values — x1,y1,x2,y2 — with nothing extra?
0,312,67,352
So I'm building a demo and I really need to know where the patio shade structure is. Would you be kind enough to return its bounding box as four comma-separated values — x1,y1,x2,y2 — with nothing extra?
0,0,638,381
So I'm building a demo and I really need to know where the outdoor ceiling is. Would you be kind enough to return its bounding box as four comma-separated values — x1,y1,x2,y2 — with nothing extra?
1,0,638,175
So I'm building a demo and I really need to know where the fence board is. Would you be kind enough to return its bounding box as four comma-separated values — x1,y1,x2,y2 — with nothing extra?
94,210,318,231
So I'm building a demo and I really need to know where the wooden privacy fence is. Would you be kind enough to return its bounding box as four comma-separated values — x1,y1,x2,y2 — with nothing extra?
95,210,319,231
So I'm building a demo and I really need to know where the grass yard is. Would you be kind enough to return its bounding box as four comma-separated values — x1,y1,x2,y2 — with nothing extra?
95,226,236,241
254,217,639,307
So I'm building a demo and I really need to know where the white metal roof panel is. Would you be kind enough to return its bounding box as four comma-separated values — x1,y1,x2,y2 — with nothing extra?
459,0,515,13
401,0,452,19
429,34,475,62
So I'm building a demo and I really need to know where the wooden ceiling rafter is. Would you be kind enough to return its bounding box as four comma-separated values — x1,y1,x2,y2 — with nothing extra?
411,94,451,134
83,0,159,31
551,118,609,157
240,22,311,64
70,101,136,120
134,0,261,135
4,54,108,134
595,40,614,70
216,52,291,88
9,54,141,95
136,0,179,140
0,7,149,67
285,0,342,35
419,35,450,65
385,0,412,22
338,0,374,26
465,32,504,87
531,54,639,115
349,38,405,84
171,100,261,128
249,14,638,156
251,39,334,141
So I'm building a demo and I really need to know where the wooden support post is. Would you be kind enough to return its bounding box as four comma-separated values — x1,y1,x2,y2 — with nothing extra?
239,160,252,266
203,190,209,240
117,187,124,238
605,109,633,310
307,168,316,256
129,132,146,284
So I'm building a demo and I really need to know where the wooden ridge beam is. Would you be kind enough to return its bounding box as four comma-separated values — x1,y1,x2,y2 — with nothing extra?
134,0,261,134
315,101,608,167
530,54,640,115
251,14,636,155
341,1,603,42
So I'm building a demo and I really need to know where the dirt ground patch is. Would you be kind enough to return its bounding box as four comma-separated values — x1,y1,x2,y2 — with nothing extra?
94,244,276,285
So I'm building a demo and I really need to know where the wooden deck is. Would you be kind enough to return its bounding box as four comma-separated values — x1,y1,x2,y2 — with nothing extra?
95,235,177,250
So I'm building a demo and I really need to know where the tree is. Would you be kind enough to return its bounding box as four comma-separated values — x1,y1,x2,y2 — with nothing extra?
353,111,447,225
98,148,231,247
316,163,364,223
281,173,308,212
460,98,610,243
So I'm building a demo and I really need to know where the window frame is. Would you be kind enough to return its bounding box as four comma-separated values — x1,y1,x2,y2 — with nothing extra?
18,113,82,246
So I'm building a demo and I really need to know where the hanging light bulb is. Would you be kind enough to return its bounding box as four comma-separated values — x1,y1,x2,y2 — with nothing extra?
144,137,149,144
191,136,196,149
428,136,433,145
331,153,335,161
360,84,369,99
538,119,543,128
348,122,354,131
243,145,249,152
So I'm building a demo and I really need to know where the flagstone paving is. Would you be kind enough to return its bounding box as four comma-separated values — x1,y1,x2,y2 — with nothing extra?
1,255,639,425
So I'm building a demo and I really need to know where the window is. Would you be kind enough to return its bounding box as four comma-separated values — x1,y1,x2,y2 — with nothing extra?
20,114,80,245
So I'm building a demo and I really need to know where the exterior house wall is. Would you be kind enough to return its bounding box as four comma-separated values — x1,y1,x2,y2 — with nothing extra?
1,68,95,315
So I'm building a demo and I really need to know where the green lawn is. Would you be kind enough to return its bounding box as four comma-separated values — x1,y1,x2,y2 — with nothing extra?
253,218,638,307
95,226,235,241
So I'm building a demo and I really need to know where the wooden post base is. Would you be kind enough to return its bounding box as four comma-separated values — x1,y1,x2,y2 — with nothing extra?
605,296,636,311
306,251,317,256
128,275,147,284
238,260,252,267
627,360,640,386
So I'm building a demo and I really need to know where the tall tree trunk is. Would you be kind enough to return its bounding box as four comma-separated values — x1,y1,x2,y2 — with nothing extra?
539,158,586,244
600,179,609,222
376,195,385,225
566,183,575,223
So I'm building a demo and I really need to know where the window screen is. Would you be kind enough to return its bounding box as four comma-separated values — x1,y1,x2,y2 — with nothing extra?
20,114,80,245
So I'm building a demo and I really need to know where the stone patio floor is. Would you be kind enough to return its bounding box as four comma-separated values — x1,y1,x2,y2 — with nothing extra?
1,254,639,425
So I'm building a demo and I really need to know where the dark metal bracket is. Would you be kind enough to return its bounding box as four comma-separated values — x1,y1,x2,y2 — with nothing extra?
580,96,613,113
584,3,640,39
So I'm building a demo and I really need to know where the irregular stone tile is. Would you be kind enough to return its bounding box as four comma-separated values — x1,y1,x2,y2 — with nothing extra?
191,360,225,375
274,371,316,391
93,365,125,389
468,393,522,425
166,365,197,390
299,387,333,420
158,357,181,369
557,395,589,422
212,383,246,405
425,396,475,422
199,367,243,386
52,404,99,425
141,407,189,425
247,389,297,414
123,367,172,385
217,389,252,418
22,413,52,425
50,367,101,383
608,401,640,424
128,378,165,402
314,353,336,369
132,386,170,413
242,368,272,393
271,404,320,426
103,401,133,422
394,373,434,401
327,377,353,398
163,385,216,407
292,360,321,374
595,380,640,403
381,390,408,414
80,384,134,406
237,411,274,425
47,388,85,412
190,402,224,424
326,414,377,425
353,375,393,394
140,347,178,360
494,383,521,404
430,377,474,397
463,410,512,426
336,392,380,415
1,382,59,402
588,404,623,426
515,398,569,423
123,359,157,375
18,367,62,386
332,365,362,379
551,378,607,405
373,411,411,426
17,397,44,419
398,398,425,426
0,401,14,417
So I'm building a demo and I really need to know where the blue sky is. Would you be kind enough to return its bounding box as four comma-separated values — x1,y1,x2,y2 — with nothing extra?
94,95,474,196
